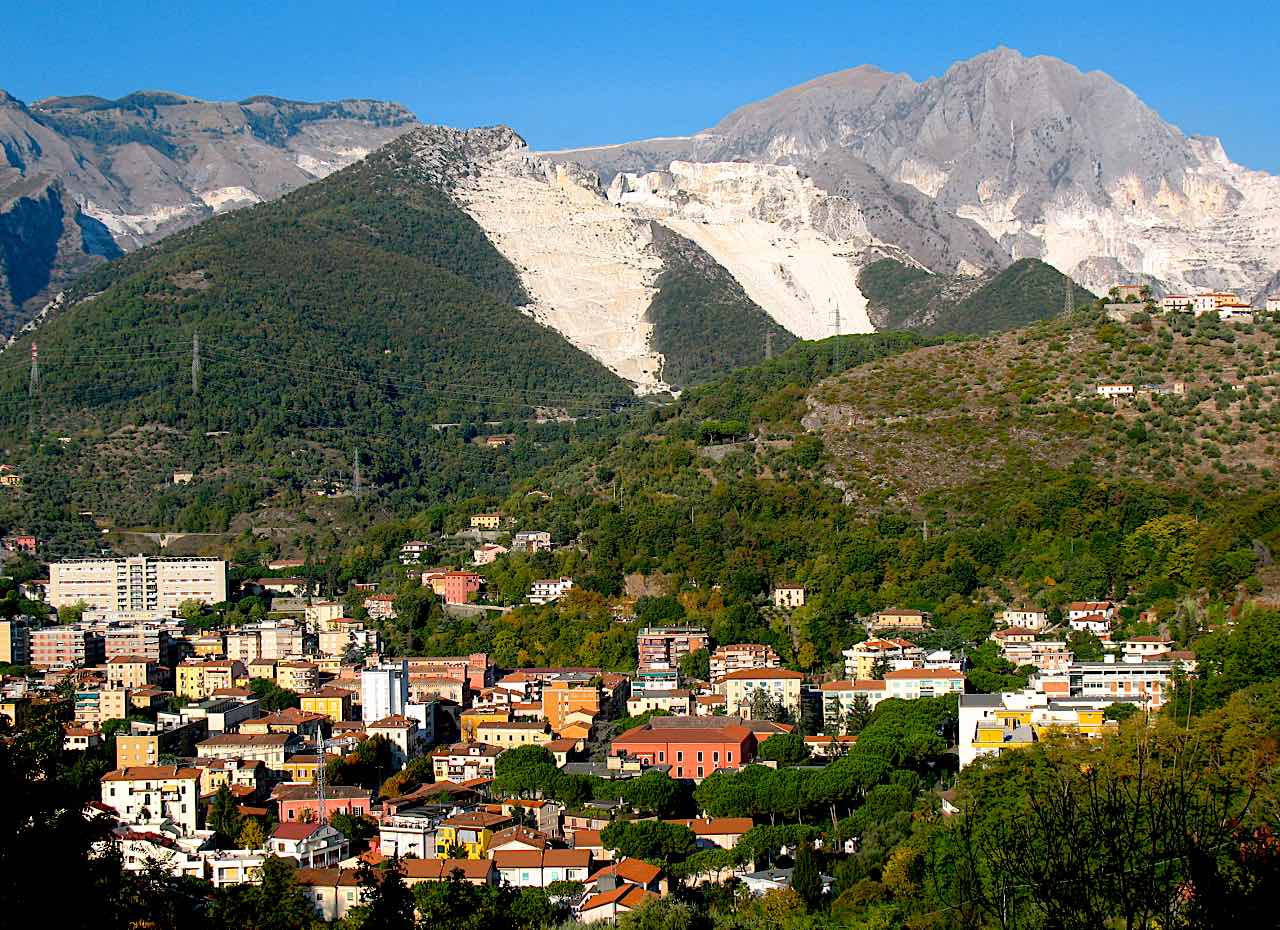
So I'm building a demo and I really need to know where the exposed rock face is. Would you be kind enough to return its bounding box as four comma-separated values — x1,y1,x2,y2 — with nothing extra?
0,89,417,331
546,48,1280,302
394,127,892,391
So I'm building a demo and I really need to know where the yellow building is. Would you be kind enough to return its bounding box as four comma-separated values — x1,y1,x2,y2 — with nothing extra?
276,661,319,693
300,687,354,723
475,720,553,748
0,697,30,728
435,811,511,859
176,659,247,699
460,709,509,742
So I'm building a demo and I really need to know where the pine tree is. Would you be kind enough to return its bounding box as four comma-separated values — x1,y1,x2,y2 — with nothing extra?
790,841,822,910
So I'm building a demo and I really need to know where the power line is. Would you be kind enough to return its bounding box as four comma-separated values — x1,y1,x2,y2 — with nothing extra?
191,332,201,398
28,342,39,434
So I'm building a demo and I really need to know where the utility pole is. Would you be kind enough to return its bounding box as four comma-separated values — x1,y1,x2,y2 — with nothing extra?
191,332,201,396
28,342,39,435
764,330,774,360
315,738,327,825
353,448,362,503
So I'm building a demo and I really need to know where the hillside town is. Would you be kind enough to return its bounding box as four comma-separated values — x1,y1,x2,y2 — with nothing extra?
0,535,1201,923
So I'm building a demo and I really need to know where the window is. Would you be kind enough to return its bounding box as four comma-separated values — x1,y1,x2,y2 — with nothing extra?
697,751,703,762
726,751,733,763
697,767,704,777
713,751,719,762
676,751,683,761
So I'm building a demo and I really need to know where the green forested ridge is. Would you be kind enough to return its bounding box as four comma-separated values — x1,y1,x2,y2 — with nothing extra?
859,256,1097,334
0,131,637,547
645,223,797,388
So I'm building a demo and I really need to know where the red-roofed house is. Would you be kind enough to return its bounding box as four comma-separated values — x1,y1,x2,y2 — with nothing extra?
269,822,348,867
495,848,593,887
579,884,656,922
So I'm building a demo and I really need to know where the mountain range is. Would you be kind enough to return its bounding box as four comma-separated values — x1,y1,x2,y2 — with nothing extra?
2,48,1279,394
0,90,416,329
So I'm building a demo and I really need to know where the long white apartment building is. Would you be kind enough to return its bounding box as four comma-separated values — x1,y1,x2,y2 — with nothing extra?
49,557,227,611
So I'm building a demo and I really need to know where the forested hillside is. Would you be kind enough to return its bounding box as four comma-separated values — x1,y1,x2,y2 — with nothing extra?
859,257,1096,333
0,132,637,547
645,224,797,388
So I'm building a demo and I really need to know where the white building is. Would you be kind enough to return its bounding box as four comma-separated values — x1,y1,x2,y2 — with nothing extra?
361,660,409,723
50,557,227,611
718,668,804,717
1095,384,1135,398
1266,296,1280,314
529,577,574,605
1066,601,1117,622
771,584,806,610
882,668,966,700
101,765,202,836
997,606,1048,631
512,531,552,553
269,822,348,868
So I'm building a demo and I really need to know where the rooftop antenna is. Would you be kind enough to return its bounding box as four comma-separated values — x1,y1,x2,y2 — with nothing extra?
28,342,39,435
191,332,201,397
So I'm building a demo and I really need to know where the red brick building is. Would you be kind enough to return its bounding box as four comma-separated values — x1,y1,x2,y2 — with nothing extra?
610,716,757,781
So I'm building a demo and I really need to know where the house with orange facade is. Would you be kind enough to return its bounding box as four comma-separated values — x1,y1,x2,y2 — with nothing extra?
610,716,760,781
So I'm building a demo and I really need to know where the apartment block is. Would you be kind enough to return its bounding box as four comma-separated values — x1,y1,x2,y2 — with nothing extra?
49,557,227,611
636,626,709,675
0,617,33,665
30,625,105,669
709,644,780,682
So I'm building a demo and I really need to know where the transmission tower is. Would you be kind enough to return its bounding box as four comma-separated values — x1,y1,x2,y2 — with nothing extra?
830,299,843,372
352,448,362,503
315,738,327,825
1063,275,1075,315
28,343,39,434
764,330,775,360
191,332,201,396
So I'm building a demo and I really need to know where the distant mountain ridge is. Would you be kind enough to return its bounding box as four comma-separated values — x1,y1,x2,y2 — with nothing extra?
548,48,1280,308
0,88,418,330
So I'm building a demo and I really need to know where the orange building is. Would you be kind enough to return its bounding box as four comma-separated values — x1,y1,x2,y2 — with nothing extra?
543,678,601,734
610,717,755,781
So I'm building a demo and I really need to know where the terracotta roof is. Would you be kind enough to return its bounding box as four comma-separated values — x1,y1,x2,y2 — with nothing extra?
614,722,751,744
993,627,1037,638
581,884,656,913
103,765,199,781
271,822,323,840
587,857,662,886
571,828,604,848
718,668,804,681
272,783,370,801
489,826,548,850
301,687,355,698
496,848,591,870
107,655,153,664
883,668,964,680
402,858,494,881
199,733,291,747
819,679,886,691
1125,636,1173,643
442,811,510,829
296,867,362,887
667,817,753,836
368,715,417,729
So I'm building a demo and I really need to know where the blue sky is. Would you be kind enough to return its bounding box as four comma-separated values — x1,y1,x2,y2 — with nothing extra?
7,1,1279,170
